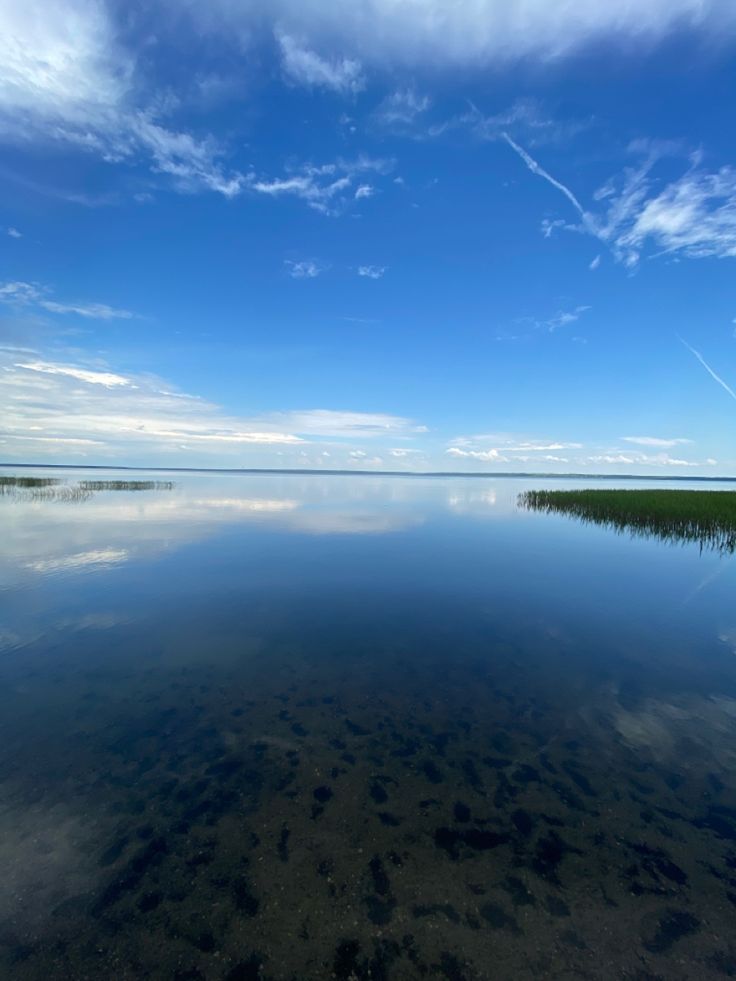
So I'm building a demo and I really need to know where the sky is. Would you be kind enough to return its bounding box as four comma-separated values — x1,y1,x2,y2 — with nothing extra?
1,0,736,475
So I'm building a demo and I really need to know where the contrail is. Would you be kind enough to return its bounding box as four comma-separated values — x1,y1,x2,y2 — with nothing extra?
679,336,736,403
502,132,587,219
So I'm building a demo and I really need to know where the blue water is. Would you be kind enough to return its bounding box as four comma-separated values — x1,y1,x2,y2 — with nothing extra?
2,470,736,980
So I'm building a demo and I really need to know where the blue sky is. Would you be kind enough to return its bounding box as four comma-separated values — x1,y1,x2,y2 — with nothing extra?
1,1,736,474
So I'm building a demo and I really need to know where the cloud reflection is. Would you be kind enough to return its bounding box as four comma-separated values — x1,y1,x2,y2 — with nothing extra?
0,471,426,584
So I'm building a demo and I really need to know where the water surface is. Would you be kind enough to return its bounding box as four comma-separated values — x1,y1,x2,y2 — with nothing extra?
2,469,736,980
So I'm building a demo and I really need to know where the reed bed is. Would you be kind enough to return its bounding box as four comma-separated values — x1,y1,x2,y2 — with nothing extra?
519,488,736,553
0,475,174,502
79,480,175,491
0,475,60,490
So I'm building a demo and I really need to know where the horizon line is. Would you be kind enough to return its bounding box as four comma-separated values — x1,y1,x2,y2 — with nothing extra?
2,463,735,482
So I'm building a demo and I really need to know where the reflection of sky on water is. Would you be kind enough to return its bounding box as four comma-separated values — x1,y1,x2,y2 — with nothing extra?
2,470,736,592
3,469,736,977
0,471,436,585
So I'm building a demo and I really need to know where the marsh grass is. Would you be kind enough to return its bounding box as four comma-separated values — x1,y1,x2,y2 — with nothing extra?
519,488,736,553
0,476,60,491
0,475,174,502
79,480,175,491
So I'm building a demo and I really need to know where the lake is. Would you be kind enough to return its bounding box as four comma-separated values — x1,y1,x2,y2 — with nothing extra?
2,469,736,980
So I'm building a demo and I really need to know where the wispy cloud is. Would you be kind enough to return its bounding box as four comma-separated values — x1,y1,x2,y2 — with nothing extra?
266,409,425,439
16,361,133,388
444,433,715,472
389,447,423,458
285,259,326,279
249,157,393,215
447,436,583,464
586,452,709,468
277,33,365,94
373,88,431,129
354,184,374,200
447,447,509,463
622,436,693,447
0,0,244,198
0,349,424,463
0,281,134,320
357,265,386,279
189,2,736,69
6,227,21,238
679,336,736,403
507,135,736,266
542,305,590,332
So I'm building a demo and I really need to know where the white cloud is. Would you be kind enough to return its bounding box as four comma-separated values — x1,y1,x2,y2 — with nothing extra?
447,436,583,465
0,0,244,197
285,259,326,279
374,88,431,127
250,157,393,215
266,408,424,438
16,361,133,388
7,227,21,238
508,136,736,265
622,436,692,447
4,0,736,204
389,448,422,458
0,281,39,303
3,434,102,445
354,184,374,200
543,305,590,332
41,300,133,319
447,447,509,462
357,265,386,279
278,33,365,94
0,349,425,463
586,452,706,467
442,434,715,472
589,254,601,270
507,441,583,452
197,1,736,67
0,280,134,319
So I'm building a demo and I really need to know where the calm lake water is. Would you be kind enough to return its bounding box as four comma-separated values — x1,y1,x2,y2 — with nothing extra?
2,469,736,980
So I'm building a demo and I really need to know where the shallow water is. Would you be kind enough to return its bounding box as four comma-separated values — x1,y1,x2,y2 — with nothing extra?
2,469,736,980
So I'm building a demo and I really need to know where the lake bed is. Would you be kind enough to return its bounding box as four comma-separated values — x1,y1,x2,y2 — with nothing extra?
2,470,736,979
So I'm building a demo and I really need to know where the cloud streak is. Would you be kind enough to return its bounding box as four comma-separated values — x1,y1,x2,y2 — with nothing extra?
507,136,736,265
503,132,588,221
622,436,692,447
0,281,134,320
679,337,736,403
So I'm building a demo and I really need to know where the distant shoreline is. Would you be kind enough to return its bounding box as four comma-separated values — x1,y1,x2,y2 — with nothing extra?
1,463,735,482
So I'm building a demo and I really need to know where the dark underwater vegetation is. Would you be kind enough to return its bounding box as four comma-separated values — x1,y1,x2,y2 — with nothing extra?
2,470,736,979
519,488,736,553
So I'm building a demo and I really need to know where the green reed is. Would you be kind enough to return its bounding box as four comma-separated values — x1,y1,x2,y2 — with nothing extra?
0,474,174,501
519,488,736,553
0,475,60,489
79,480,175,491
